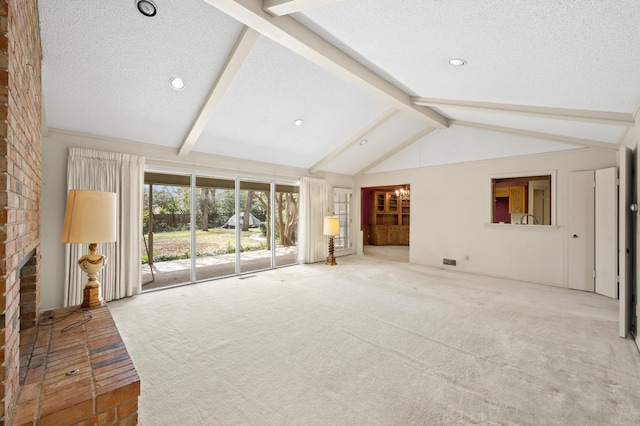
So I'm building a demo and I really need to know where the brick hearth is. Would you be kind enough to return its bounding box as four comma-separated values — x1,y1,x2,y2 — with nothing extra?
12,306,139,425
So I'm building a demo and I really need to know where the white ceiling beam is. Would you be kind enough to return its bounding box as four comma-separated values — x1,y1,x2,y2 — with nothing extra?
309,108,398,174
357,127,435,175
263,0,345,16
204,0,448,129
178,26,260,157
453,120,619,151
412,97,635,127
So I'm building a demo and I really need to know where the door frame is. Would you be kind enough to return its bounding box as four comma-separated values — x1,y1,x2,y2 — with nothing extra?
619,147,633,337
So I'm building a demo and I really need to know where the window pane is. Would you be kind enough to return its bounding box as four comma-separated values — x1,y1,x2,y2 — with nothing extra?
333,190,350,250
142,176,192,290
239,180,271,273
275,184,299,266
195,178,237,281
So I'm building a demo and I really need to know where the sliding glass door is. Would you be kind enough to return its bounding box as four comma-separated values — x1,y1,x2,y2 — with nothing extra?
142,171,298,291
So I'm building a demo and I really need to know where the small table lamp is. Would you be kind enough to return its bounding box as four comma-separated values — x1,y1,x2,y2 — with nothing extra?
323,215,340,266
61,190,117,308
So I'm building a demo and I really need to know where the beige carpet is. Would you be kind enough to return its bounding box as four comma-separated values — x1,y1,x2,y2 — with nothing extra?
363,244,409,262
109,255,640,425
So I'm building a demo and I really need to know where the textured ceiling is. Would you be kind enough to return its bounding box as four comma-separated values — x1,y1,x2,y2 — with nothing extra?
39,0,640,175
40,0,245,147
297,0,640,110
196,35,388,168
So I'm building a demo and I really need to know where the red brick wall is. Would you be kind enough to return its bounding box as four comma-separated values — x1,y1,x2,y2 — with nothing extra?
0,0,42,422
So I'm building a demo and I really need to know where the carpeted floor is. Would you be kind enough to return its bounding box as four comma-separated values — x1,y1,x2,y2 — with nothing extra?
109,255,640,425
363,244,409,262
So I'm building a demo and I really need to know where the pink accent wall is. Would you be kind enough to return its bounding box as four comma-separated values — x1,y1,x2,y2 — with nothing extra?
361,188,373,226
495,198,510,223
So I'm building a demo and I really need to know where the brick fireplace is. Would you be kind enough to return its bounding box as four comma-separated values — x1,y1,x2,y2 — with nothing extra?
0,0,43,422
0,4,140,424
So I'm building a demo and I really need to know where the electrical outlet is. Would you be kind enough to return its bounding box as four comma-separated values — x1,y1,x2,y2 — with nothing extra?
443,258,457,266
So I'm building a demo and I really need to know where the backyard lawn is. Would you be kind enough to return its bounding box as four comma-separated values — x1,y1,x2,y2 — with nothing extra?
143,228,267,263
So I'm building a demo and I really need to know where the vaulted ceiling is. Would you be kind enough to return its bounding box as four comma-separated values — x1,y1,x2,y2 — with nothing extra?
38,1,640,175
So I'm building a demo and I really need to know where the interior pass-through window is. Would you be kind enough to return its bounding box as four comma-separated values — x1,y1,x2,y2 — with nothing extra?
492,175,552,225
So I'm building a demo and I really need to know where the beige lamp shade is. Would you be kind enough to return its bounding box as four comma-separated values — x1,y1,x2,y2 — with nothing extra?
61,190,117,243
323,216,340,237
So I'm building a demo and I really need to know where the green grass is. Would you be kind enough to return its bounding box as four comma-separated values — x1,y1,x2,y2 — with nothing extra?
143,228,267,263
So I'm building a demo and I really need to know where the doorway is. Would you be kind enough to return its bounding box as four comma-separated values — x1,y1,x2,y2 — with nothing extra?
361,185,410,262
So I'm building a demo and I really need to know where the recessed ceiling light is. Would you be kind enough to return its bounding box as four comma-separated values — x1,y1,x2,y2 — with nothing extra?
136,0,157,17
169,77,185,90
359,140,368,145
294,119,304,126
448,58,467,66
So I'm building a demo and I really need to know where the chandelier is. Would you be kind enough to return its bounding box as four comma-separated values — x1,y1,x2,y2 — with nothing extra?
395,185,410,200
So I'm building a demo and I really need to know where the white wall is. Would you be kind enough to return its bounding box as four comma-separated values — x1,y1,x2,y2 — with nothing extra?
356,148,617,287
41,129,354,309
42,128,624,307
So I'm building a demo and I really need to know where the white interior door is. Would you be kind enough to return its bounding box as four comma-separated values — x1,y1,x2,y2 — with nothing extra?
595,167,618,298
619,148,633,337
568,170,595,292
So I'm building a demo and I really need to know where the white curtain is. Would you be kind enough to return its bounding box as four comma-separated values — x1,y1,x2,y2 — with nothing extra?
64,148,145,306
297,176,327,264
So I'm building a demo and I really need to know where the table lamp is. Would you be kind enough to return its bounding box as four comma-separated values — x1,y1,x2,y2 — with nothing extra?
323,215,340,266
61,190,117,308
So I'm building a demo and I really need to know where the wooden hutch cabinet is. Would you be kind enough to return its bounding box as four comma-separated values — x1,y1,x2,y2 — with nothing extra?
371,225,390,245
374,191,400,214
370,191,409,245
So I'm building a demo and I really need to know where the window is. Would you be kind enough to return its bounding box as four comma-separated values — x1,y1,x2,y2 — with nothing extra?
333,189,351,250
492,174,553,225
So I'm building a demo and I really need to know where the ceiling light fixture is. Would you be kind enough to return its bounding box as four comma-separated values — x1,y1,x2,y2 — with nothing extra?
448,58,467,66
294,119,304,126
359,140,368,145
395,185,410,200
135,0,157,17
169,77,185,90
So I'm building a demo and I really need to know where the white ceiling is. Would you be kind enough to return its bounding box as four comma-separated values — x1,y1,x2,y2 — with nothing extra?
38,0,640,175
